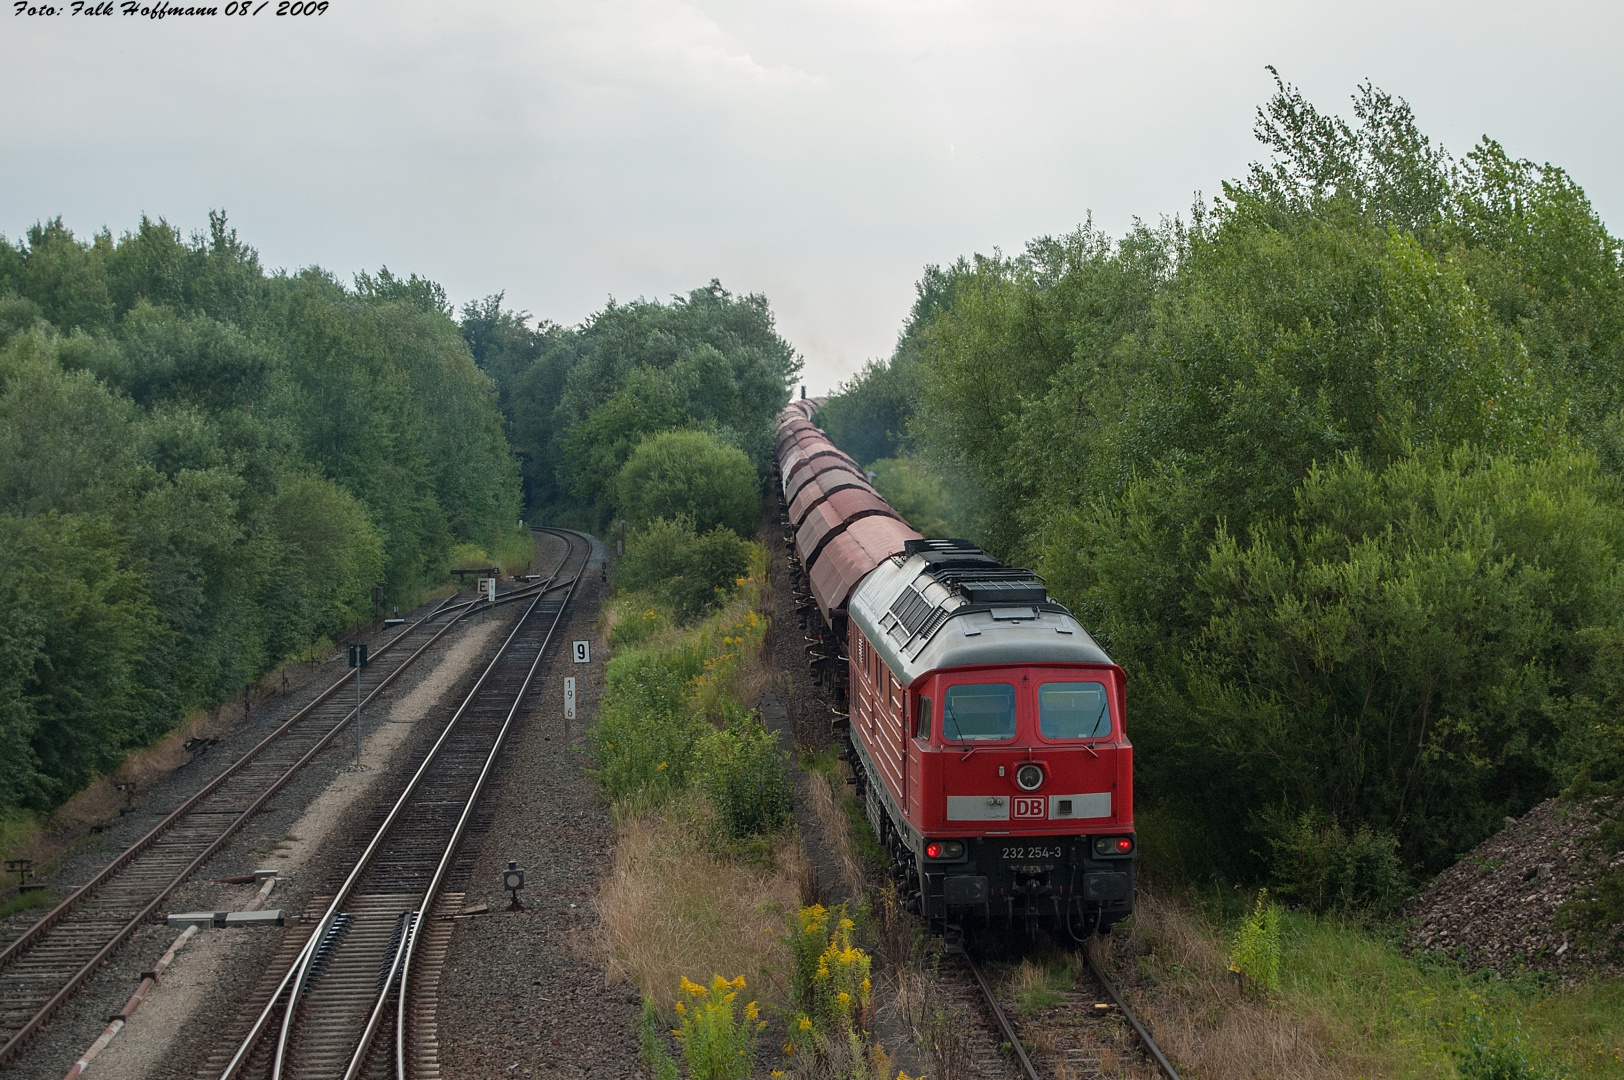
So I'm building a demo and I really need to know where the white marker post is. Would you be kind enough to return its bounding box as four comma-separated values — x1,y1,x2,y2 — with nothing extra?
564,677,576,720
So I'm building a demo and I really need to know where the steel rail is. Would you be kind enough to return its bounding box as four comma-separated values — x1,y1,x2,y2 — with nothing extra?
216,529,588,1080
0,591,489,1069
1085,944,1182,1080
961,954,1042,1080
267,582,553,1080
387,528,588,1079
0,594,454,973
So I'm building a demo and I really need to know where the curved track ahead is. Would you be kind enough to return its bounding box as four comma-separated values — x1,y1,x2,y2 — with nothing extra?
0,557,562,1069
212,527,592,1080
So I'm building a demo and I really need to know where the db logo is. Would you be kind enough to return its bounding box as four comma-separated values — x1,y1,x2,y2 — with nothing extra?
1013,797,1046,819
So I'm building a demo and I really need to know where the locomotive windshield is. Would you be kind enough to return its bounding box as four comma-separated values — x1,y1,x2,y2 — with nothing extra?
1039,681,1111,738
943,683,1016,741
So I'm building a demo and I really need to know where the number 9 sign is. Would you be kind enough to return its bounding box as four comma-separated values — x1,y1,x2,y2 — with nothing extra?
573,640,590,664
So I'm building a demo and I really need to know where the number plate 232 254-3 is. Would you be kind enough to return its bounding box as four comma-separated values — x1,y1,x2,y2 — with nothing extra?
1001,846,1062,862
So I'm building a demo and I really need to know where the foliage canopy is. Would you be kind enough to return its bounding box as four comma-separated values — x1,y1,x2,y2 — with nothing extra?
818,74,1624,885
0,212,520,814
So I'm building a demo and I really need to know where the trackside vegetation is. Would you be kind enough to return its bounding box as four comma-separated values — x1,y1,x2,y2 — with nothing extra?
597,528,909,1080
0,214,522,821
459,282,802,531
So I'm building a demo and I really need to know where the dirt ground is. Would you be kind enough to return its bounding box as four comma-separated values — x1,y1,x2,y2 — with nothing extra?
432,535,647,1079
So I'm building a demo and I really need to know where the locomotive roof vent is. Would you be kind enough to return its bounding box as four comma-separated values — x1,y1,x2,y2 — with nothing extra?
903,537,1001,569
956,579,1048,605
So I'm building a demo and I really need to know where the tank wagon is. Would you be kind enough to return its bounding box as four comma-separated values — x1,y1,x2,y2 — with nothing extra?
776,400,1136,938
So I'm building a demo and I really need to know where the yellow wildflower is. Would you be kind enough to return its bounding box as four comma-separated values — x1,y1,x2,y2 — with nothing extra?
745,1001,759,1021
674,1001,685,1015
837,991,851,1007
657,761,668,771
680,975,706,997
798,1017,813,1031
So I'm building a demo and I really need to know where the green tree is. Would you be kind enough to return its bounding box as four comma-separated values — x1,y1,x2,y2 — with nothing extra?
614,430,759,538
617,516,751,622
870,73,1624,884
0,513,165,809
472,281,800,528
0,213,525,815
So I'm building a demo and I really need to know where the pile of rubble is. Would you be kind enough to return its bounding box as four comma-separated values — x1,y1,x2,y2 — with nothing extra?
1404,796,1622,976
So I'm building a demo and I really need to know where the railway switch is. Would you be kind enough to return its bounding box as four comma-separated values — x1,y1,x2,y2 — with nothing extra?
502,860,526,912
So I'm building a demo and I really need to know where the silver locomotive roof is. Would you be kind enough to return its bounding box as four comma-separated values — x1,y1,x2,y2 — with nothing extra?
847,539,1112,688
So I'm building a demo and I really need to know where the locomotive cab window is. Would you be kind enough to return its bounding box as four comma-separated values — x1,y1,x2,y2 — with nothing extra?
943,683,1016,741
1039,681,1111,739
914,695,931,740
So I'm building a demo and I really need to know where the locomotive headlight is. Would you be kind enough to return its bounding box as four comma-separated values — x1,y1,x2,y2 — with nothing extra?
1015,763,1044,791
1094,835,1135,856
925,840,965,860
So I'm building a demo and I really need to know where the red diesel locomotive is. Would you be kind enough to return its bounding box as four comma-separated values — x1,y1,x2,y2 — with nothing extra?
777,400,1136,938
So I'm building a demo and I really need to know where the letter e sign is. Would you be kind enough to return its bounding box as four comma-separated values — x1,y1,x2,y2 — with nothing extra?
573,640,590,664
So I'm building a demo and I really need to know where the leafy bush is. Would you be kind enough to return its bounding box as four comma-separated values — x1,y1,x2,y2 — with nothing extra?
445,542,494,570
1269,812,1406,915
591,572,766,808
608,600,671,650
617,517,750,622
641,976,766,1080
591,645,710,804
1452,1009,1569,1080
1228,890,1282,993
697,714,792,840
677,976,764,1080
615,429,759,538
867,456,971,540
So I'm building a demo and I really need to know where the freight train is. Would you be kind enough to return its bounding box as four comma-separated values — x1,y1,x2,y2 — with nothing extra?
777,399,1136,939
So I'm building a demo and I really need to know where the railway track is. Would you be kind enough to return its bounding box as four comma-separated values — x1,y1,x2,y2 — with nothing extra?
0,556,568,1069
206,527,592,1080
951,946,1180,1080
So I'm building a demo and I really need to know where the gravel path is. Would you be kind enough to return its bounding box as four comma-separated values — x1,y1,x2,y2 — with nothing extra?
1405,795,1622,977
432,535,644,1079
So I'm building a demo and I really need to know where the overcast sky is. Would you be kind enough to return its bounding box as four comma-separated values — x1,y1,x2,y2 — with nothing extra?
3,0,1618,391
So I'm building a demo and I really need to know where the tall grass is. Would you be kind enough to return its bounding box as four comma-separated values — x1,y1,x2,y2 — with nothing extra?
595,539,807,1035
1094,887,1624,1079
